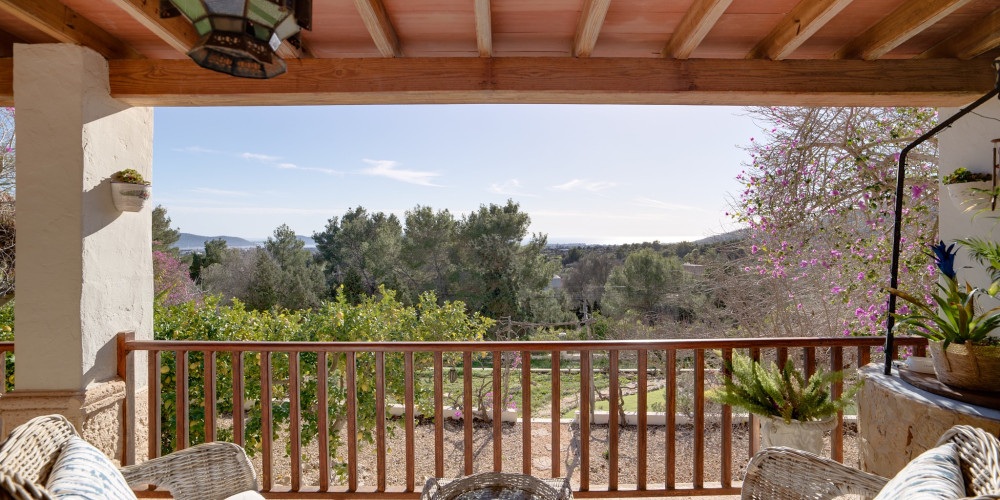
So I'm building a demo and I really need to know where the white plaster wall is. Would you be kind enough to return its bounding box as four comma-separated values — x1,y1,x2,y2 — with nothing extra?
14,44,153,391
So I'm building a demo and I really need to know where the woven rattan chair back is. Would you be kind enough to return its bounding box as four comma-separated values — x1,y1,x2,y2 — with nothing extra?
936,425,1000,497
0,415,77,486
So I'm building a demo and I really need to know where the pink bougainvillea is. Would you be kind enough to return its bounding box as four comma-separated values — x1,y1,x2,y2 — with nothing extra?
153,250,201,306
731,107,938,337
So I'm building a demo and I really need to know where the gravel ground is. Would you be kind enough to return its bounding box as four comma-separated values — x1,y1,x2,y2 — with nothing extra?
235,418,859,496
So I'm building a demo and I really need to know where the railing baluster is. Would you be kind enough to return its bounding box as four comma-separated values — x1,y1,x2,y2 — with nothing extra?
434,352,444,478
914,343,927,357
375,351,386,492
609,350,619,491
831,346,844,462
637,349,647,490
580,350,590,491
261,352,273,492
804,347,816,378
858,345,870,367
317,352,329,492
694,349,704,488
665,349,675,490
404,352,415,491
289,352,301,492
0,352,6,396
749,347,760,457
551,351,560,479
521,350,531,475
176,351,189,451
492,350,502,472
204,351,215,443
776,346,789,368
117,334,134,466
721,349,732,488
148,350,161,460
463,351,473,475
346,352,358,492
232,351,244,447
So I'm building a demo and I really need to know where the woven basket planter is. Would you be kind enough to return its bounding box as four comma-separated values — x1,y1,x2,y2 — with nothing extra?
929,340,1000,392
111,182,151,212
759,415,836,455
945,180,994,214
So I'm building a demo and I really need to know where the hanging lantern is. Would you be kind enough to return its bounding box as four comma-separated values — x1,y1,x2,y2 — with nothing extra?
165,0,310,79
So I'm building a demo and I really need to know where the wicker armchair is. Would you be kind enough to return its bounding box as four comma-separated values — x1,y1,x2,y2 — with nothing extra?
0,414,258,500
421,472,573,500
741,425,1000,500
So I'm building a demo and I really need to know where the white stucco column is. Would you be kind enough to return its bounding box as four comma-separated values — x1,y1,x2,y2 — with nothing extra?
0,43,153,461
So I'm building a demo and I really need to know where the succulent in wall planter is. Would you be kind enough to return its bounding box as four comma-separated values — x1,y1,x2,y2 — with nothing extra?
942,168,995,214
705,352,862,455
111,169,151,212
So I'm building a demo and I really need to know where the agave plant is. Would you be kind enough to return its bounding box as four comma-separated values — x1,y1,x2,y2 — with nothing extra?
706,352,861,424
888,241,1000,348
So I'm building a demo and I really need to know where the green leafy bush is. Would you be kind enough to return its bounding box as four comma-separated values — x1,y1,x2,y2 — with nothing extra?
942,168,991,185
154,287,492,475
705,352,861,424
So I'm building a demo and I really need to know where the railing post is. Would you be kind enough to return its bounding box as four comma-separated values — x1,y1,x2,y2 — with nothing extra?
116,331,135,466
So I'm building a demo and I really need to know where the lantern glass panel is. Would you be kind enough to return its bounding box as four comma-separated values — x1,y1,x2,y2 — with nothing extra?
252,25,269,41
211,16,245,32
247,0,287,27
204,0,245,15
194,18,212,35
272,15,298,40
170,0,207,19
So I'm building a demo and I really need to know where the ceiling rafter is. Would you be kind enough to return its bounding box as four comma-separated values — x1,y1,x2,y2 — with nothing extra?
834,0,973,60
747,0,854,60
354,0,402,58
919,7,1000,60
0,0,142,59
574,0,612,58
105,0,196,54
663,0,732,59
474,0,492,57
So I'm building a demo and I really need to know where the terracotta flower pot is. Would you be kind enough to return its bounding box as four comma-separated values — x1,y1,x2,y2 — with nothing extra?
759,415,836,455
928,340,1000,392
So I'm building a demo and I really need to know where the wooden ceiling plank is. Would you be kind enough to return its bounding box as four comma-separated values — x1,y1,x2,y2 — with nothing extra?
86,56,992,108
0,0,142,59
663,0,733,59
834,0,973,60
105,0,197,55
354,0,402,58
574,0,612,58
748,0,855,60
920,8,1000,60
474,0,492,57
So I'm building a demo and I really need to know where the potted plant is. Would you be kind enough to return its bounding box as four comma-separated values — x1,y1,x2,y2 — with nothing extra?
111,169,151,212
942,168,994,213
706,352,861,455
888,241,1000,392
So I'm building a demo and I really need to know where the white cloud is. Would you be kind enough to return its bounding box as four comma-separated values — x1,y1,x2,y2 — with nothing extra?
632,197,705,212
277,162,342,175
190,187,251,197
241,152,281,162
360,159,442,187
489,179,536,197
551,178,617,192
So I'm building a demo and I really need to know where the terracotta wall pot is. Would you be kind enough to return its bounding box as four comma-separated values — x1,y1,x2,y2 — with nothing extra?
111,182,151,212
759,415,836,455
929,341,1000,392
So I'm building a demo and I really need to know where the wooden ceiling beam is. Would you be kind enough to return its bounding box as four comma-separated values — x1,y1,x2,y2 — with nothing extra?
0,0,142,59
748,0,854,60
835,0,973,60
56,56,992,108
106,0,197,54
919,8,1000,60
354,0,402,58
474,0,492,57
574,0,612,58
663,0,733,59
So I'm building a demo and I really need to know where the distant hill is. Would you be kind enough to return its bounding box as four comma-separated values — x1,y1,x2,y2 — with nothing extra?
174,233,317,251
694,229,748,245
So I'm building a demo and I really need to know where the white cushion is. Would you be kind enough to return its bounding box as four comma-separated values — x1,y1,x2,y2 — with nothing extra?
873,442,967,500
45,436,137,500
222,491,266,500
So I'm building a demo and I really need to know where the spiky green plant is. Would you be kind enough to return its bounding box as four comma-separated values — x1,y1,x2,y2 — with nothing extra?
706,352,862,424
956,237,1000,282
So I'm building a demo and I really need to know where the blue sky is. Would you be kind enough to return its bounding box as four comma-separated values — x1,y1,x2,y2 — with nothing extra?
153,105,761,244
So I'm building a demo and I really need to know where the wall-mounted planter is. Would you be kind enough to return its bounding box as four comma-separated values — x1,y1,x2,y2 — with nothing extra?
111,182,151,212
945,180,994,213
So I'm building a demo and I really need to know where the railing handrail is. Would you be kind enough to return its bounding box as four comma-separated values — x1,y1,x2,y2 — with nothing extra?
122,335,927,352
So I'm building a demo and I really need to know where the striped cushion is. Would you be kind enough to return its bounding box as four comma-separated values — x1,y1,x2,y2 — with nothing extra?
45,437,137,500
873,442,966,500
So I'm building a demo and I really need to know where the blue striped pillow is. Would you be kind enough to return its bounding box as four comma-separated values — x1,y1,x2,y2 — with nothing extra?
873,442,966,500
45,436,137,500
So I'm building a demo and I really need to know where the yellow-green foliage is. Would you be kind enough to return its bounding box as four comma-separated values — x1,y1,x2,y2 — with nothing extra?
155,287,492,476
705,352,861,424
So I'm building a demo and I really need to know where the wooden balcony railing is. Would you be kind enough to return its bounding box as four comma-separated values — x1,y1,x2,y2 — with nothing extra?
118,335,927,498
